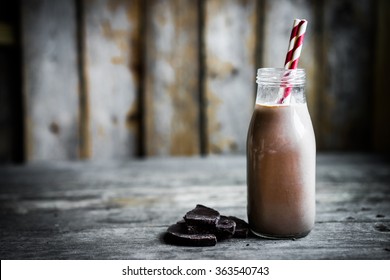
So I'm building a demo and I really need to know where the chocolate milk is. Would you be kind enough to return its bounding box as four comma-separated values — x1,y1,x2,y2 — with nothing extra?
247,103,316,238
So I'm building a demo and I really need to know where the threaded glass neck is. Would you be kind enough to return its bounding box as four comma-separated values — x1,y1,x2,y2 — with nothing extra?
255,68,307,105
256,68,306,87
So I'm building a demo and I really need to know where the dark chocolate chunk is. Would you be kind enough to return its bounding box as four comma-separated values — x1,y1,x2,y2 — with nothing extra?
228,216,249,238
187,225,211,234
186,216,236,239
184,204,220,227
165,222,217,247
164,205,249,247
216,216,236,239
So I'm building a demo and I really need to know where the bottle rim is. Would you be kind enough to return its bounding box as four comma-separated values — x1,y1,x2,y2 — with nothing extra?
256,68,306,86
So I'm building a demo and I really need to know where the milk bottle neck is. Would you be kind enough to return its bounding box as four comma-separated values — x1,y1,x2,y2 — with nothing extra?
255,68,306,105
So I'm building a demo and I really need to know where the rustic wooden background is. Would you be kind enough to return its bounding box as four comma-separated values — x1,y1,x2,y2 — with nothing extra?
0,0,389,163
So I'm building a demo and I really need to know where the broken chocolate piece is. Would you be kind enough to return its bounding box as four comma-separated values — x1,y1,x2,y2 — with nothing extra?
184,204,220,227
228,216,249,238
216,216,236,239
187,225,211,234
186,216,236,239
164,205,250,247
165,222,217,247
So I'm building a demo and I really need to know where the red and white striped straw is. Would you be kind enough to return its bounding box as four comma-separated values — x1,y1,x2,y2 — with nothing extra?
278,19,308,104
285,19,307,69
284,19,301,69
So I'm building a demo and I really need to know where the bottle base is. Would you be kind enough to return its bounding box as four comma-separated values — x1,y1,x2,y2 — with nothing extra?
250,228,311,240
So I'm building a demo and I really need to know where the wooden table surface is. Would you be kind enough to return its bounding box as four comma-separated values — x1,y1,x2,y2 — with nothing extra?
0,154,389,260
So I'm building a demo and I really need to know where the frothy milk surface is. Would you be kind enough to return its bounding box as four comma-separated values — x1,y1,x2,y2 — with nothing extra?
247,103,316,238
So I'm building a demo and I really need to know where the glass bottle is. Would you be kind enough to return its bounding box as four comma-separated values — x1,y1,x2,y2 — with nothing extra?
247,68,316,239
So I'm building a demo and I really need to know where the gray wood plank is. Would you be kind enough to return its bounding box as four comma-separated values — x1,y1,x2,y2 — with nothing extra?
0,13,20,163
0,154,389,259
0,48,15,162
204,0,256,154
373,0,390,154
21,0,79,161
83,0,141,159
321,0,374,149
144,0,200,156
1,218,388,260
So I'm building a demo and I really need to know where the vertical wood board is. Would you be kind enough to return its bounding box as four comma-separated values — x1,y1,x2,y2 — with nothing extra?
204,0,256,154
321,0,374,150
22,0,79,161
0,49,14,162
262,0,319,141
83,0,141,159
144,0,200,156
373,0,390,154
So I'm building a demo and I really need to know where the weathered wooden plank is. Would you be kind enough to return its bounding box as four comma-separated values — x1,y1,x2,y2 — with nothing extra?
83,0,141,159
373,0,390,154
144,0,200,156
261,0,319,141
0,51,11,162
1,171,389,223
204,0,256,154
2,220,390,260
1,155,388,222
0,2,23,164
1,178,389,223
21,0,79,161
0,47,20,163
321,0,374,150
0,154,389,259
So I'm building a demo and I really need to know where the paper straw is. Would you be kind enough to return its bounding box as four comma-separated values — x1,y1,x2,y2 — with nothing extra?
284,19,301,68
278,19,308,104
287,20,307,69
